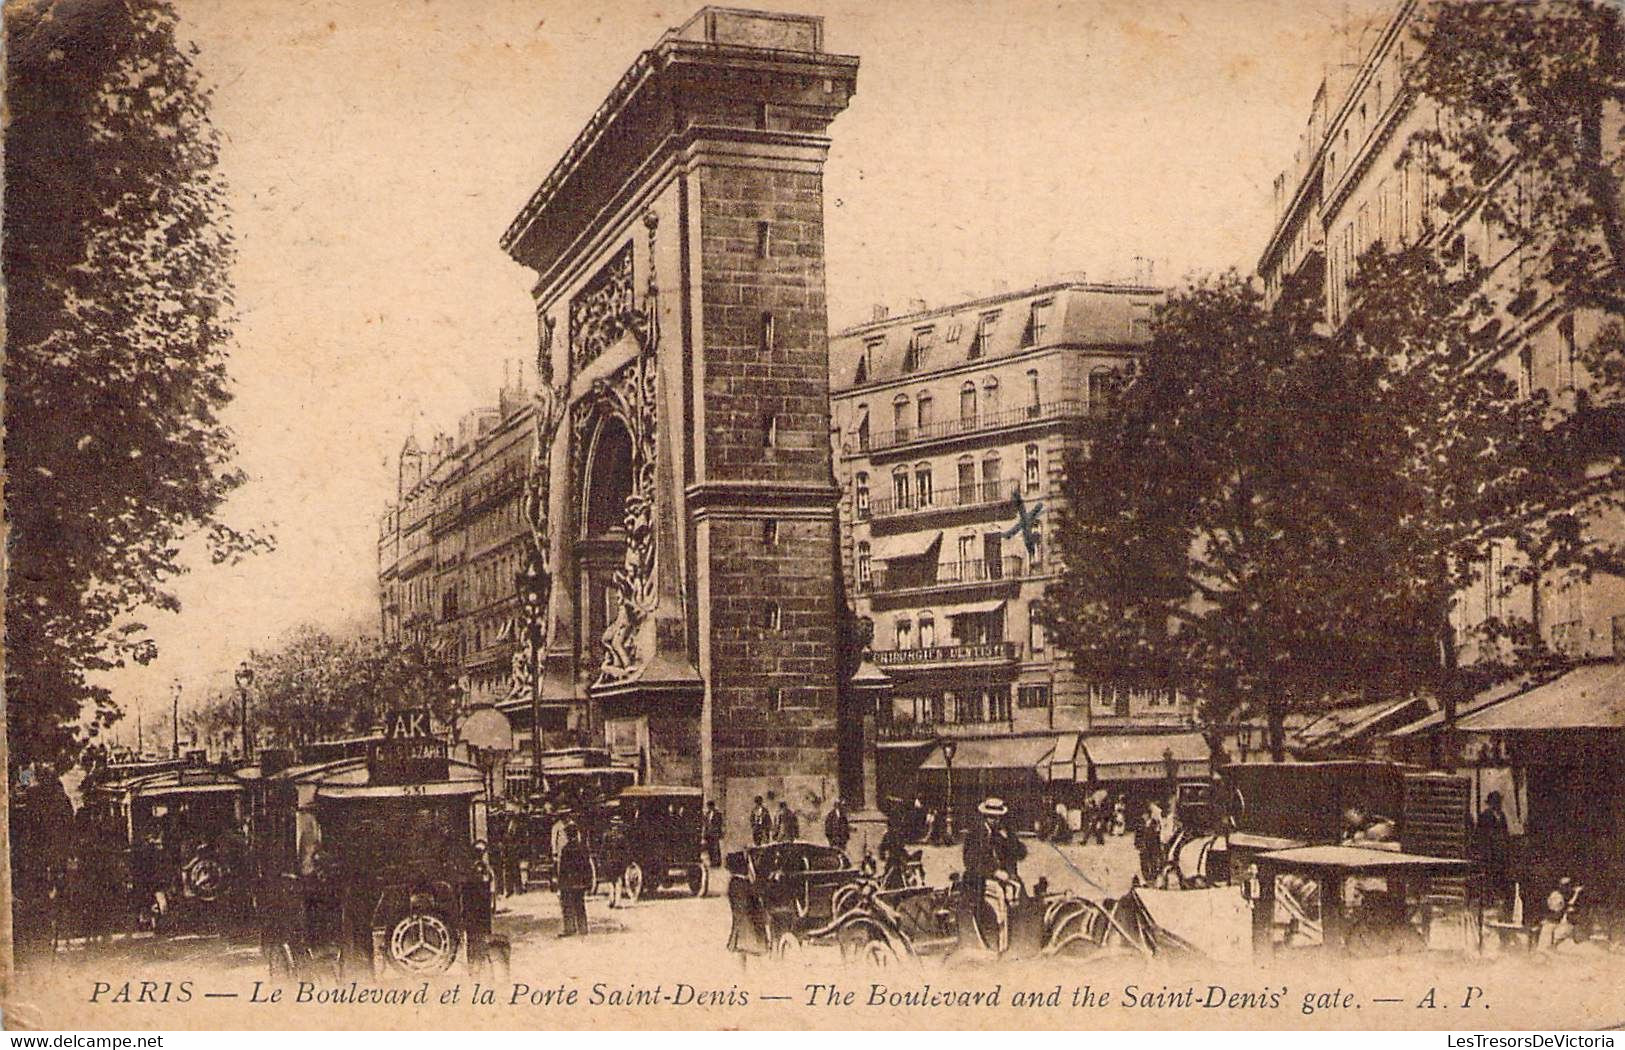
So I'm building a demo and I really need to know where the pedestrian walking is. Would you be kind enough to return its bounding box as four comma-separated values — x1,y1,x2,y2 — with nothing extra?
555,822,592,937
703,799,724,868
773,800,800,842
958,797,1025,948
749,795,771,846
824,798,851,854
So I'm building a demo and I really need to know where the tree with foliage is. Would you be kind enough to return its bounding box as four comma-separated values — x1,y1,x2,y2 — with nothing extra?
1407,0,1623,314
195,628,462,753
1041,255,1557,760
4,0,267,771
1405,0,1625,633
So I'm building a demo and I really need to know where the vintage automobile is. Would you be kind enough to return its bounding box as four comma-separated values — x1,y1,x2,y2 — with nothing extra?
1249,844,1476,958
81,761,250,931
517,764,639,890
593,785,709,903
252,738,505,979
723,842,867,956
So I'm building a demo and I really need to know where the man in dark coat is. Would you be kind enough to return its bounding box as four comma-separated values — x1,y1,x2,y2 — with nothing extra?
703,800,725,868
824,799,851,854
958,797,1025,948
749,796,772,846
773,801,800,842
555,822,592,937
1473,791,1512,904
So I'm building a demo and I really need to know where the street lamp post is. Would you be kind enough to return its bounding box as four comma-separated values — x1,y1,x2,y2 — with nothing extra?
941,739,958,843
234,662,255,762
171,679,182,759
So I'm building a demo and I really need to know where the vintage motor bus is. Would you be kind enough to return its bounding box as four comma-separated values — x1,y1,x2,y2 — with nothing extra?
252,711,503,979
81,760,250,931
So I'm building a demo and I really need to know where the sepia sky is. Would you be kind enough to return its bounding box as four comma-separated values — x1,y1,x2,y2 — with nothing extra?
98,0,1394,730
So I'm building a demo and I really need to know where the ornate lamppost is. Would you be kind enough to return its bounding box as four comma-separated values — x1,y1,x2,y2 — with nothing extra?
941,739,958,842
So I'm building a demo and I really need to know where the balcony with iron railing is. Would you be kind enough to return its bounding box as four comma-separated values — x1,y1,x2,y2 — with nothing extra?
872,641,1020,670
865,480,1030,523
863,555,1028,597
857,399,1101,456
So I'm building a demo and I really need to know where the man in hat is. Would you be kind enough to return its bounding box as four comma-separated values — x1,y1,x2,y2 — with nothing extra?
959,797,1025,949
1473,791,1512,904
962,797,1025,900
555,822,592,937
773,800,800,842
824,798,851,855
703,799,725,869
749,795,772,846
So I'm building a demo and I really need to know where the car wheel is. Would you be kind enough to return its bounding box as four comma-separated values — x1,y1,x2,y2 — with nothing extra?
385,911,459,976
688,864,709,898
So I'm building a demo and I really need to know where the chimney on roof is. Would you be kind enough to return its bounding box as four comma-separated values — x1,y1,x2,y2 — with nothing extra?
907,298,928,314
870,303,889,323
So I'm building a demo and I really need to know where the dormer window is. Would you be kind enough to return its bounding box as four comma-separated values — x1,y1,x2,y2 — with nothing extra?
902,327,934,373
1020,299,1052,349
968,312,999,359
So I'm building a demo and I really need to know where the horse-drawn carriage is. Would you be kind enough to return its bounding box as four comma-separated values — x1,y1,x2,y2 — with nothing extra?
725,841,1137,965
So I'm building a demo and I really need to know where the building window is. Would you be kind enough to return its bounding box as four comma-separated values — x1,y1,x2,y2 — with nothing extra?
1021,299,1053,348
1087,367,1115,416
895,618,913,650
756,221,772,259
854,472,869,519
982,376,1000,416
892,467,912,510
856,405,870,450
945,320,963,341
854,356,867,384
1027,369,1041,416
959,381,977,425
957,458,976,503
1024,444,1041,492
1029,617,1046,657
856,541,872,588
987,687,1012,723
890,395,910,442
768,686,783,713
1017,684,1051,709
918,611,936,648
969,311,998,358
762,413,777,448
957,532,976,568
981,452,1001,488
762,520,779,545
903,327,933,373
765,601,782,632
915,463,933,508
760,311,775,352
916,391,933,429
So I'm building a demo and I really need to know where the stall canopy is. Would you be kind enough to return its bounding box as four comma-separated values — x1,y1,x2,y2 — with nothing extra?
918,735,1057,773
1081,731,1209,782
1291,695,1431,754
1456,663,1625,732
1046,733,1081,782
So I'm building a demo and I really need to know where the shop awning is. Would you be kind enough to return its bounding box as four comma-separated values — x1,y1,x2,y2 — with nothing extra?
879,531,943,563
1389,676,1539,737
948,600,1006,618
1291,695,1429,753
1456,663,1625,732
918,735,1057,773
1046,732,1081,782
1081,731,1210,782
